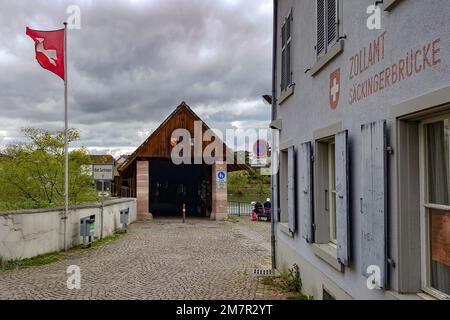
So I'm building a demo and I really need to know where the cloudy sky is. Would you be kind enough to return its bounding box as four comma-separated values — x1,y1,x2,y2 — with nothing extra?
0,0,272,157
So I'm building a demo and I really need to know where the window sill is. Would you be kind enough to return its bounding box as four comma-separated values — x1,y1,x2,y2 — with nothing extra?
422,287,450,300
312,243,344,272
278,85,295,105
310,40,344,77
385,291,433,300
278,222,294,238
384,0,402,11
416,292,438,301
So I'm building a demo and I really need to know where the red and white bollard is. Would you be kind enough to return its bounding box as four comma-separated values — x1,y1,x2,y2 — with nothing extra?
251,202,258,222
182,203,186,223
251,209,258,222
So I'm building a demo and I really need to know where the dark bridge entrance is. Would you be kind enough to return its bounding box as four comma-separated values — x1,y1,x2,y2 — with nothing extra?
149,159,212,217
117,102,249,221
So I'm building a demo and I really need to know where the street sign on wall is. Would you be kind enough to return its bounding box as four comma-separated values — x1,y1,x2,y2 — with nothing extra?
216,170,227,190
93,164,114,181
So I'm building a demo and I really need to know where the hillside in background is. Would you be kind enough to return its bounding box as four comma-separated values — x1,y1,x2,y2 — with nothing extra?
228,169,271,204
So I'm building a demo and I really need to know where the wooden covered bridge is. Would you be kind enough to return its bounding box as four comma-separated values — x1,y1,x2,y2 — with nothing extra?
116,102,248,220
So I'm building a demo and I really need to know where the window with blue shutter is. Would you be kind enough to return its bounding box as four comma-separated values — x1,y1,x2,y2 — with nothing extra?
327,0,338,49
299,142,314,243
316,0,325,56
317,0,339,57
281,10,293,92
335,130,350,266
361,120,388,288
288,146,296,233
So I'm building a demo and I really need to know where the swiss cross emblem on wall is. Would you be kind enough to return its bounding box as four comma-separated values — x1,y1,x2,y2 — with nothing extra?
329,68,341,110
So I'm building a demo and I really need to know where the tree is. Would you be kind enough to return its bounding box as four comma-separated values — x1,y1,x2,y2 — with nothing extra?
0,128,98,210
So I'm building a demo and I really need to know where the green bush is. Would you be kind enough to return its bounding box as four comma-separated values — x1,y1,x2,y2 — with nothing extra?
280,263,303,293
228,169,271,203
0,128,99,211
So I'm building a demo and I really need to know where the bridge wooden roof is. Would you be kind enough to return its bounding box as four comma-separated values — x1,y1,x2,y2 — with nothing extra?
118,102,250,173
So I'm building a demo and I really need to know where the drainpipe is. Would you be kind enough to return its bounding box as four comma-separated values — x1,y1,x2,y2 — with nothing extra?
270,0,278,272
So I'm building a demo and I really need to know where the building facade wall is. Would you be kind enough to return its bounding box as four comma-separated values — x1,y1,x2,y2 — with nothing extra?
274,0,450,300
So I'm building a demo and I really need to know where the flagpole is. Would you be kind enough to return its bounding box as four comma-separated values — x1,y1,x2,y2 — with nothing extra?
63,22,68,251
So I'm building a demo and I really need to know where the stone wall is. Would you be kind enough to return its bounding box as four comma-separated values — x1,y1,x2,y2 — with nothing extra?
0,198,137,260
136,160,150,220
212,162,228,221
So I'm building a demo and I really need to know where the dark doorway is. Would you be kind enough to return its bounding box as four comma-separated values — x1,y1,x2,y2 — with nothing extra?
149,159,212,217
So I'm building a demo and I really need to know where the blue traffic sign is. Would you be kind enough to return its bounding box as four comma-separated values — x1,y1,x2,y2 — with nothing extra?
217,171,226,180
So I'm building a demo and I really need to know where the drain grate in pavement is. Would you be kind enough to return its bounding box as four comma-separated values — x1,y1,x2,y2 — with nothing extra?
253,268,273,277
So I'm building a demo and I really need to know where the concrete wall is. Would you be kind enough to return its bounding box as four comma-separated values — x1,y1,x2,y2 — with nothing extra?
0,198,137,260
275,0,450,299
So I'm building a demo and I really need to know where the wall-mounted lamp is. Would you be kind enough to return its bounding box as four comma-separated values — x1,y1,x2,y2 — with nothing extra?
262,95,273,105
270,119,282,131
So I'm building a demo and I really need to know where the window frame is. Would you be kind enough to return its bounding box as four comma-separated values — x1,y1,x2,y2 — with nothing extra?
311,0,343,76
279,148,289,225
328,141,337,245
281,9,293,93
419,115,450,300
316,0,339,58
315,136,337,247
311,122,346,272
278,144,296,237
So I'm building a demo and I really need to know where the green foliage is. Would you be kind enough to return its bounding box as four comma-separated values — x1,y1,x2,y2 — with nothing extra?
227,216,240,223
286,294,315,300
0,128,98,211
90,233,122,249
228,169,271,203
228,171,248,196
280,263,303,293
261,264,314,300
0,253,61,271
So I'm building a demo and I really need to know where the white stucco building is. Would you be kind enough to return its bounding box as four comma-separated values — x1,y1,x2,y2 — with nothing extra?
271,0,450,300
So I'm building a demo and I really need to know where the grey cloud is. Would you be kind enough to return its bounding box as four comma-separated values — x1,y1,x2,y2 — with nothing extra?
0,0,272,154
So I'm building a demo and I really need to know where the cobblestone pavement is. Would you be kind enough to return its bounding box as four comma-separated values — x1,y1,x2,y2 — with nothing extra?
0,217,285,300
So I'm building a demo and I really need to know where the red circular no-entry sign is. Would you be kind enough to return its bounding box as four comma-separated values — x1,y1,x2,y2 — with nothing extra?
253,139,269,158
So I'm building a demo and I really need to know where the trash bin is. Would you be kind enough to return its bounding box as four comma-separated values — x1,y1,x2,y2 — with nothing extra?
80,215,96,248
120,208,129,231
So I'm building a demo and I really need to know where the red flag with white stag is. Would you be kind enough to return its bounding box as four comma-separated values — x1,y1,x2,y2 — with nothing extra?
26,27,65,80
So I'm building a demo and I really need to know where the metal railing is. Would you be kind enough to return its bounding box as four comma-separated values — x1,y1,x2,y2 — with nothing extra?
111,183,135,198
228,201,252,216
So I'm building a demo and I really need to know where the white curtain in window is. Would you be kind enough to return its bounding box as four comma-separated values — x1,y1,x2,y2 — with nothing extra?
427,121,449,206
427,121,450,296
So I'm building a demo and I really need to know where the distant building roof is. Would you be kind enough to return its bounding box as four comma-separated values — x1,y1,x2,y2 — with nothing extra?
90,154,115,164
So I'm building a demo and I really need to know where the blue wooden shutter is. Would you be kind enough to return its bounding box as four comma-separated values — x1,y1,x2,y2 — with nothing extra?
281,22,286,91
299,142,313,243
361,120,388,288
286,11,292,87
327,0,338,49
316,0,325,56
288,146,296,233
335,130,350,266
